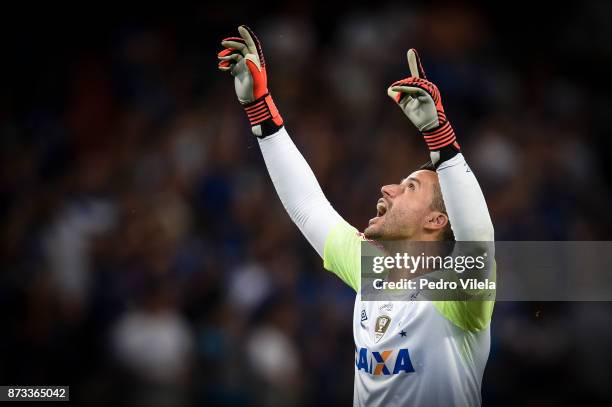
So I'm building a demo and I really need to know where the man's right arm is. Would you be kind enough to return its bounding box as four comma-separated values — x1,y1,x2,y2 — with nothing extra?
256,127,341,258
218,25,361,291
257,127,362,291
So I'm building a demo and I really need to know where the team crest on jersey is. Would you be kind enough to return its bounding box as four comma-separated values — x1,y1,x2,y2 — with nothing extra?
374,315,391,343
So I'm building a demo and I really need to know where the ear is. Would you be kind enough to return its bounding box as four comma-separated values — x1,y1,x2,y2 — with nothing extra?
423,211,448,232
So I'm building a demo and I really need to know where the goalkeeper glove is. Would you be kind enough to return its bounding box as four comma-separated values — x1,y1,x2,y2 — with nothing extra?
218,25,283,138
387,49,460,166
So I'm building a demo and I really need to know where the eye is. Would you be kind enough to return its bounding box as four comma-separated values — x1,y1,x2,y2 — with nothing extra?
408,182,415,190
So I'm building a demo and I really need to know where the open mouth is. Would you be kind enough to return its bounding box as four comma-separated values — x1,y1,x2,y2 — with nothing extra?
369,198,388,225
376,198,388,217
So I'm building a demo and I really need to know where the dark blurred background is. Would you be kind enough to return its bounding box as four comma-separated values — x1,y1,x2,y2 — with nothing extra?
2,0,612,405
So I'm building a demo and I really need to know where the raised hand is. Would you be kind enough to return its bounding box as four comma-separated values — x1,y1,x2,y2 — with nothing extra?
218,25,283,137
388,49,459,156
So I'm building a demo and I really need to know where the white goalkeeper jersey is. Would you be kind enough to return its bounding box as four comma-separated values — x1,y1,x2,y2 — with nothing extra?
352,298,490,406
324,221,494,407
256,128,495,406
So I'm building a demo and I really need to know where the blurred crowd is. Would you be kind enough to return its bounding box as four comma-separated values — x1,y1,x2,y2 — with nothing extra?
2,1,612,406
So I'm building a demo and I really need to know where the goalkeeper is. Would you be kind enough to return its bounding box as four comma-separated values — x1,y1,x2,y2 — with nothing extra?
218,25,495,407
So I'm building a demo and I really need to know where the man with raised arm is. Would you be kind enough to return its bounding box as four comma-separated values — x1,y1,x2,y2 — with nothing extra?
218,25,495,407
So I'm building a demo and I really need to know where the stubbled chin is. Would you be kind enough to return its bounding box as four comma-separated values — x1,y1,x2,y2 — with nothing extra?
365,215,385,239
363,225,380,239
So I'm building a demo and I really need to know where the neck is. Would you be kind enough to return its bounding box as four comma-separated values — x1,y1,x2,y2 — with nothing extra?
377,231,440,252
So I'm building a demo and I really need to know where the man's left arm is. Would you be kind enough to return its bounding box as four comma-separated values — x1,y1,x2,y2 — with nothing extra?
435,153,496,332
388,49,495,331
387,48,494,242
437,154,494,242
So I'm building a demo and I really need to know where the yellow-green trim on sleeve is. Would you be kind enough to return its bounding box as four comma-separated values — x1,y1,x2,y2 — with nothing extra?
432,261,496,332
323,220,363,292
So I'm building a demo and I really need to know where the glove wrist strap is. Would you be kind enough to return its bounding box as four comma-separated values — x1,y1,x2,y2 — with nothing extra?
422,120,458,151
243,93,284,138
423,120,461,168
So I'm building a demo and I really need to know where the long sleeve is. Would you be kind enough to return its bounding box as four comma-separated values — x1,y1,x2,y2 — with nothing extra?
433,153,496,332
436,153,494,242
257,127,342,258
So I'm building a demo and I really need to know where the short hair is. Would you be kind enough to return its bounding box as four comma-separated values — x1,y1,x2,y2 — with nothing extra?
419,161,455,242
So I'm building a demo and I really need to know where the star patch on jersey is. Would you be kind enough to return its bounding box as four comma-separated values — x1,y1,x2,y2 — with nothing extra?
374,315,392,343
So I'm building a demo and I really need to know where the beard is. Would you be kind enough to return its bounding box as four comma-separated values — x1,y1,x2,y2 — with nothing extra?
364,215,393,240
364,210,415,241
363,224,381,239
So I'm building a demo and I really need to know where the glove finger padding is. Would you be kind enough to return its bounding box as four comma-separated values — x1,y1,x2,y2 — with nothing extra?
388,49,458,158
218,28,267,100
407,48,427,79
221,38,248,56
217,48,243,71
238,25,266,69
391,77,441,104
388,76,449,135
389,85,428,104
218,60,232,71
231,26,267,99
218,25,283,138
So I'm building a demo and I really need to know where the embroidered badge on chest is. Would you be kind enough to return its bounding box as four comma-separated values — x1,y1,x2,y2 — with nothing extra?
374,315,392,343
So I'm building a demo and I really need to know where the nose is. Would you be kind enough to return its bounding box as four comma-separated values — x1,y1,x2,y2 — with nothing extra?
381,184,396,198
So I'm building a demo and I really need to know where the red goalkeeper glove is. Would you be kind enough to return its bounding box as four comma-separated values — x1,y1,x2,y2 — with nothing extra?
218,25,283,138
388,49,460,165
